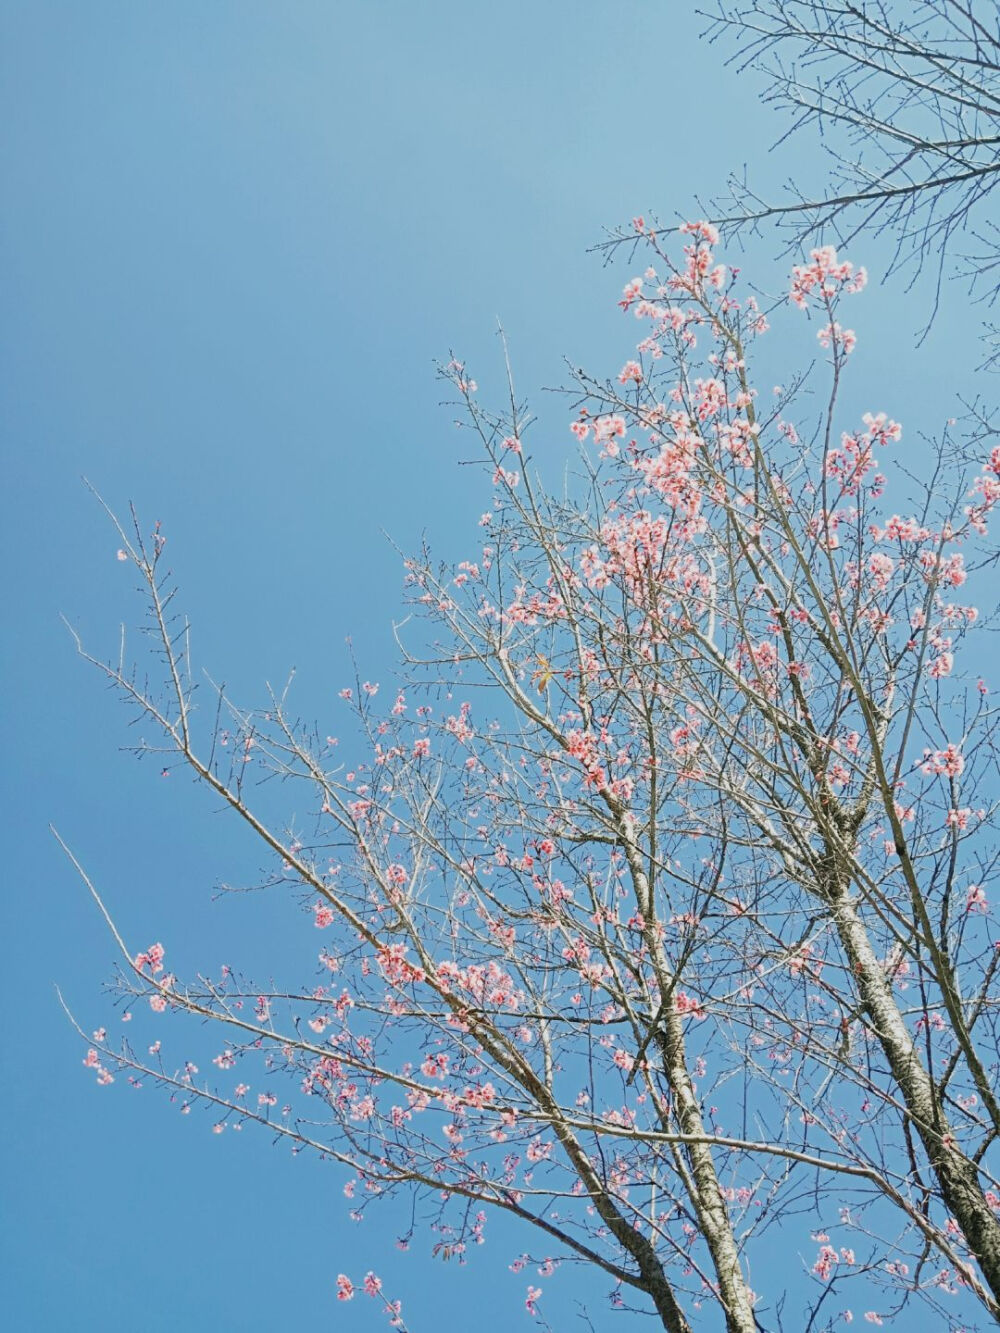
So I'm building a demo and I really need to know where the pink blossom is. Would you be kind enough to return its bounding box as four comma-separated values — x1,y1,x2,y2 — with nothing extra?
967,884,988,914
134,942,165,974
525,1136,552,1163
922,744,965,778
867,553,894,589
592,414,626,446
679,219,719,245
675,991,706,1020
336,1274,354,1301
862,412,901,445
789,246,864,308
817,323,857,355
813,1244,838,1281
884,514,927,542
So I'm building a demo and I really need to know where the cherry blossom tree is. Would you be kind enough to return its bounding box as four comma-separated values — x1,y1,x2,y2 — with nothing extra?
63,224,1000,1331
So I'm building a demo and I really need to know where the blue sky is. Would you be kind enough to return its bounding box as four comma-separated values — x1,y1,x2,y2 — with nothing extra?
1,4,985,1330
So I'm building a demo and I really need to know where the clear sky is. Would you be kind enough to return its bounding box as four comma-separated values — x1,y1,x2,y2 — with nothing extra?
1,3,985,1330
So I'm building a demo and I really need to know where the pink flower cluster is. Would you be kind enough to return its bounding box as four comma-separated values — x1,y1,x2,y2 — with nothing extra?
789,246,867,310
134,942,165,974
922,744,965,778
675,991,706,1021
967,446,1000,534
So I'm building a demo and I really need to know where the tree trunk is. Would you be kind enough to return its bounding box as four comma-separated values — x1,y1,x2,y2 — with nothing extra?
826,878,1000,1315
